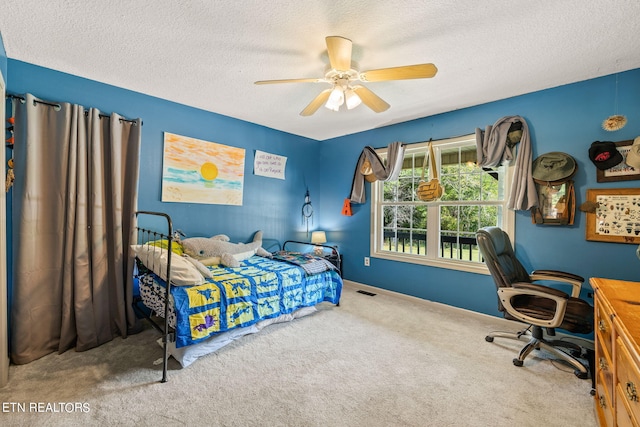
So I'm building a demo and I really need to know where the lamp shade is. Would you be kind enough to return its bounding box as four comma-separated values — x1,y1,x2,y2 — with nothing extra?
311,231,327,244
325,86,344,111
345,88,362,110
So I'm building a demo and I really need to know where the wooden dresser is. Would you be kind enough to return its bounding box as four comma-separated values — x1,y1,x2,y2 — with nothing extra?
591,278,640,426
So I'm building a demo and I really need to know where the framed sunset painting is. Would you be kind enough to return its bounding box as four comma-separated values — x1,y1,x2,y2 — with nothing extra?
161,132,245,205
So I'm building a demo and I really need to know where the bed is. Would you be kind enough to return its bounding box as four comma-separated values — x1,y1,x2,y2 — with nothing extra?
131,211,343,382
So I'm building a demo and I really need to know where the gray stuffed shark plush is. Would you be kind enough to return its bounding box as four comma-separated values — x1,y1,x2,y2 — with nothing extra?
181,230,272,268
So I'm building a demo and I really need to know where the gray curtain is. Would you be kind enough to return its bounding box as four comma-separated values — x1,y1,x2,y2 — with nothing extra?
11,93,141,364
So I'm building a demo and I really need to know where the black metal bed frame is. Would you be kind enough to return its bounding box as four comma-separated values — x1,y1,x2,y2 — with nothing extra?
132,212,343,383
133,211,174,383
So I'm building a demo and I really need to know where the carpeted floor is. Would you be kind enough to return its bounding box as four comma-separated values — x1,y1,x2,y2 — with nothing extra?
0,283,597,426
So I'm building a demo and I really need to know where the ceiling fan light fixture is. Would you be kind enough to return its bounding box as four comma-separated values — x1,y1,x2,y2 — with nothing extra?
345,88,362,110
325,102,340,112
325,86,344,111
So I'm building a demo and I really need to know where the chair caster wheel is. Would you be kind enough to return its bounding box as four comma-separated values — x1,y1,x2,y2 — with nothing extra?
590,389,596,396
485,336,494,342
574,370,588,380
513,359,523,367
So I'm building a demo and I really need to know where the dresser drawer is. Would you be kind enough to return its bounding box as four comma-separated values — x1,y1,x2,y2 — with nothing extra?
597,332,615,404
596,296,614,358
616,384,639,427
596,370,615,427
616,336,640,424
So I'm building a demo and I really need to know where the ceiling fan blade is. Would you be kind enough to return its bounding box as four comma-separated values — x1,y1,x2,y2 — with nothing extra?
359,63,438,82
351,85,390,113
300,89,332,116
255,77,325,85
326,36,352,71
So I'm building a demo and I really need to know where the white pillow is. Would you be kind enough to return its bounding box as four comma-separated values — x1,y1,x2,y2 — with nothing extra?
183,255,214,279
132,245,204,286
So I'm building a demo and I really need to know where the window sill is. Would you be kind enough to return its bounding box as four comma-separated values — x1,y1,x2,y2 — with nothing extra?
371,251,490,275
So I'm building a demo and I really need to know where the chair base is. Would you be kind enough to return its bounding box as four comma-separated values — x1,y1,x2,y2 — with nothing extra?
486,326,589,379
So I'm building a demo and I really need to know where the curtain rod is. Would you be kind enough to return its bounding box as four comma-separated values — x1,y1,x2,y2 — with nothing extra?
5,93,142,125
373,132,476,150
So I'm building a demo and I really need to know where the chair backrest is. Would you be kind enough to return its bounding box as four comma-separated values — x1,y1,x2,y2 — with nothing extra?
476,226,531,313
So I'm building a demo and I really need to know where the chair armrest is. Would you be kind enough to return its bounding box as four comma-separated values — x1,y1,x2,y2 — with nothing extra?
498,282,569,328
530,269,584,298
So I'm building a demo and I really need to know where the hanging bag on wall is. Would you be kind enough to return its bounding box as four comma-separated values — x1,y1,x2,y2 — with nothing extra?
416,141,444,202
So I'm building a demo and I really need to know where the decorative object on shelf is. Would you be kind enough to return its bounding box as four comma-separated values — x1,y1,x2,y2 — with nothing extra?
585,188,640,244
602,74,627,132
593,139,640,183
302,189,313,235
311,231,327,255
530,152,577,225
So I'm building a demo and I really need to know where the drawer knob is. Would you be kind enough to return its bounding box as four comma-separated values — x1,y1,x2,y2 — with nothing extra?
627,381,638,402
599,395,607,409
599,357,608,370
598,320,607,332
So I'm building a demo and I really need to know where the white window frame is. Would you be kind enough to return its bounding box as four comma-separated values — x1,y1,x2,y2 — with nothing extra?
370,134,515,275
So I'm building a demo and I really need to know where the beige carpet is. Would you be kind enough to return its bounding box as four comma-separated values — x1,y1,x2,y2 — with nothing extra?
0,283,597,427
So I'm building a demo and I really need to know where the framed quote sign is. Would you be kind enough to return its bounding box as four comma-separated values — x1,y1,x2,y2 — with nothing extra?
585,188,640,243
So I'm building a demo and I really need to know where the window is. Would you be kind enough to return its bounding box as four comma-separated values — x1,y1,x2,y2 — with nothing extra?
371,134,514,274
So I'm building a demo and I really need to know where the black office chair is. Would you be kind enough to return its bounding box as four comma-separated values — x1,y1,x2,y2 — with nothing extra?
476,226,594,379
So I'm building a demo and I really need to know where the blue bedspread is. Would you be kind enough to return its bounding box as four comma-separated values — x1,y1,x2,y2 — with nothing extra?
161,256,342,348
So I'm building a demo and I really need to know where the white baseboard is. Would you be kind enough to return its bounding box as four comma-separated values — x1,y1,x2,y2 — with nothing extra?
342,279,594,348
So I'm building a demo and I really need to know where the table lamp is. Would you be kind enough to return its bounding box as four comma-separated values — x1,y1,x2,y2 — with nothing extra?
311,231,327,256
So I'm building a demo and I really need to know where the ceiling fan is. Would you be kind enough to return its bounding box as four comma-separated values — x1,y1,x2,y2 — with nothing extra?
254,36,438,116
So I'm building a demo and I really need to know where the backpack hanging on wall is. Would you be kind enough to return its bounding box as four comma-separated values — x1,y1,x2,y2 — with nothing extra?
416,141,444,202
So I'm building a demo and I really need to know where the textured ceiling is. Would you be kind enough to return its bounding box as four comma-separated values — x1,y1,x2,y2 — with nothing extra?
1,1,640,141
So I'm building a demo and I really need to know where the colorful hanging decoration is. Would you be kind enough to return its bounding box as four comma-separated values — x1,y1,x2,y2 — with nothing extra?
6,117,15,192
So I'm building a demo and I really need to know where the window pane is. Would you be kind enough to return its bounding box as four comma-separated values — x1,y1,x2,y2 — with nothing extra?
383,205,397,228
479,205,501,228
460,170,481,201
414,204,427,229
440,205,459,234
441,168,460,200
383,180,397,202
459,205,480,234
397,176,415,202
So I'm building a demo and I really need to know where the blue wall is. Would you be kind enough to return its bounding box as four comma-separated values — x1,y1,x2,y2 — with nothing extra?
318,68,640,317
6,59,321,246
5,57,640,323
